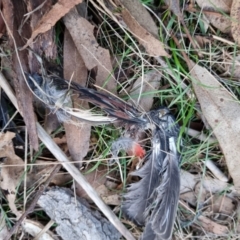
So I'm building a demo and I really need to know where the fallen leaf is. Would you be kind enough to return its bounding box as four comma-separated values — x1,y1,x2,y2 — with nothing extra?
0,131,15,155
204,11,231,33
117,4,169,57
196,0,232,13
197,215,229,235
53,135,67,145
180,191,197,207
188,61,240,193
50,172,73,186
128,70,161,111
119,0,159,37
96,185,121,205
231,0,240,46
23,0,83,49
195,0,232,33
195,182,207,205
44,111,60,134
63,28,91,165
164,0,182,19
210,195,236,216
75,165,118,203
76,166,108,198
0,132,23,218
63,8,117,92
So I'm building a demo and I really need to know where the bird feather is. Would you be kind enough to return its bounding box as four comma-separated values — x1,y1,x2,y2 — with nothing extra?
122,109,181,240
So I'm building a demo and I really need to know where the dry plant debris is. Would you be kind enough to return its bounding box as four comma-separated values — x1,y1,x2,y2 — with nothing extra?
1,0,240,239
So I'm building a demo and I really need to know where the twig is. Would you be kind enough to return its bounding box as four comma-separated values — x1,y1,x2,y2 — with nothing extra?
4,164,61,240
0,72,135,240
205,159,228,182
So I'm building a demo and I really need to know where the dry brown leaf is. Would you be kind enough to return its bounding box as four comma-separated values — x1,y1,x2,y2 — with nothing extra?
0,131,15,155
76,165,118,204
231,0,240,46
44,111,60,134
195,182,208,205
119,0,158,37
188,61,240,193
195,0,232,33
204,11,231,33
64,8,117,92
164,0,182,18
50,172,73,186
63,28,91,164
76,166,109,198
23,0,83,49
180,191,197,207
118,5,169,57
0,132,23,218
197,215,229,235
96,185,121,205
128,70,161,111
64,122,91,164
210,195,236,216
53,135,67,145
196,0,232,13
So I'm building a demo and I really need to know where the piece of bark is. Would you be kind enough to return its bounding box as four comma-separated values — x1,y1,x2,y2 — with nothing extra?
38,187,121,240
3,0,38,150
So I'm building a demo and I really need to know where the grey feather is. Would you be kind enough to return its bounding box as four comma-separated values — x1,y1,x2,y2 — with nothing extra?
143,137,180,240
122,108,181,240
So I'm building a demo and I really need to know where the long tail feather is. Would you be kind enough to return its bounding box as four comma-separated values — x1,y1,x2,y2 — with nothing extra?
26,73,145,125
122,108,181,240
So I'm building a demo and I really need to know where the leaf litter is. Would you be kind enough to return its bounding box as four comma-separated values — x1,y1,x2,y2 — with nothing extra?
1,0,240,239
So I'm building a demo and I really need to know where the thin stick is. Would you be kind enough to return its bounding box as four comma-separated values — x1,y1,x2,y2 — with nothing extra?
0,72,135,240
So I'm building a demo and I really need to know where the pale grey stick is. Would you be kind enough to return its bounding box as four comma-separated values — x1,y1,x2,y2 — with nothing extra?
0,72,135,240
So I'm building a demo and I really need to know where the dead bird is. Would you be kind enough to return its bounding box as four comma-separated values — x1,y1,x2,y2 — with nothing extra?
26,72,181,240
121,108,181,240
